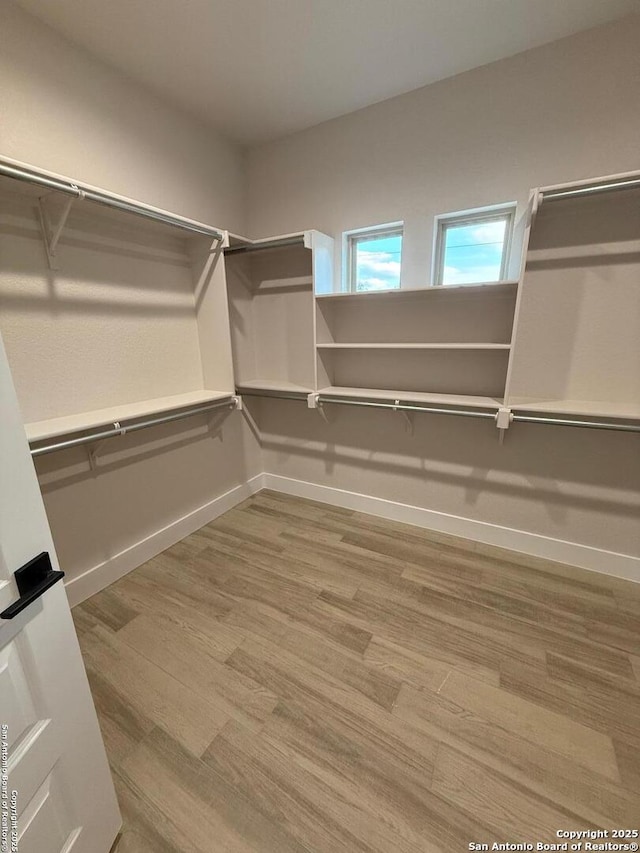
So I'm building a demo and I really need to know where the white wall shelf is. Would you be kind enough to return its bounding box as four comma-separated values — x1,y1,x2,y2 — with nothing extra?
315,280,518,301
318,386,504,410
316,342,511,350
25,390,233,443
507,397,640,420
0,160,225,248
235,379,313,394
316,280,514,398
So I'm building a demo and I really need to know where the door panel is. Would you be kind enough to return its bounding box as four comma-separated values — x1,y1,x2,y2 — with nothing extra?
17,772,76,853
0,641,38,750
0,330,121,853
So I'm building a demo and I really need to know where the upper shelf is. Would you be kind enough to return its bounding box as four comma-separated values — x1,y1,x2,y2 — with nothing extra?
0,156,225,243
538,171,640,204
316,281,519,301
25,390,234,443
224,230,314,256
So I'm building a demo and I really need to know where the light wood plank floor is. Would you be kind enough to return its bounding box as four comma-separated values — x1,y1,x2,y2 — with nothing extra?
72,490,640,853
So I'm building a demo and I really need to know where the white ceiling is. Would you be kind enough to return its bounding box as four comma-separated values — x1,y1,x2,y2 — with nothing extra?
15,0,639,145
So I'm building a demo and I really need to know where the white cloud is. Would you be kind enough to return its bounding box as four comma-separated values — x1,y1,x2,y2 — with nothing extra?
468,220,506,244
443,264,501,285
357,250,401,290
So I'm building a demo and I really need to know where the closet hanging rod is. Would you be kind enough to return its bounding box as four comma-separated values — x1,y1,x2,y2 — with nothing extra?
30,397,238,458
541,176,640,202
224,235,305,256
237,388,309,401
511,413,640,433
317,396,496,420
316,395,640,432
0,160,224,241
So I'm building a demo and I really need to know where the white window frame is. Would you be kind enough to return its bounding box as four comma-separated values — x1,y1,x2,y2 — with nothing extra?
432,204,516,287
343,221,404,293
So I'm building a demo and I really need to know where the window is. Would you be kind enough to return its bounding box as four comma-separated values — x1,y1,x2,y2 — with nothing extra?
434,206,515,286
346,223,403,292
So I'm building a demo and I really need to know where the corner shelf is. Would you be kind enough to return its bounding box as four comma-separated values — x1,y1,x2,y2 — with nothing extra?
235,380,313,395
25,390,233,443
226,230,334,394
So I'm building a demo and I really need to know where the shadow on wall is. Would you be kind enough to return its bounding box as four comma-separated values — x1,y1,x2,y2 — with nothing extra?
248,398,640,527
31,410,261,583
34,410,238,492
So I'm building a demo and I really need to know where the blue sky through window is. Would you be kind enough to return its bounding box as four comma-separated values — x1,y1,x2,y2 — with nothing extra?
441,217,508,285
354,232,402,291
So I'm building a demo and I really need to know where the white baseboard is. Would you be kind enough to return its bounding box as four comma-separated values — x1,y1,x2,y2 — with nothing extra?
65,474,265,607
263,473,640,584
65,468,639,606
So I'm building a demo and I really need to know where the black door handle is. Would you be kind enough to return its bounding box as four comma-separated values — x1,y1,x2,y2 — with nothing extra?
1,552,64,620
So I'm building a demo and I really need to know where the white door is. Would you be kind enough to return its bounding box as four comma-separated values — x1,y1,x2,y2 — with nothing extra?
0,332,121,853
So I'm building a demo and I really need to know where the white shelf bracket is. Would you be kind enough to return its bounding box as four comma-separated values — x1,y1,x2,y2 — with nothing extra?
495,407,513,444
528,189,541,227
314,398,330,423
208,236,224,257
86,419,126,468
307,393,320,409
38,190,79,270
87,440,104,470
205,396,241,436
392,400,414,435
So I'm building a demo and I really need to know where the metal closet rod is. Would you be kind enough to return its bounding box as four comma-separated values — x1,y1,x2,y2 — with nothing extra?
224,235,305,256
318,396,495,420
511,413,640,433
316,395,640,433
237,388,309,401
541,176,640,202
30,397,238,458
0,161,224,241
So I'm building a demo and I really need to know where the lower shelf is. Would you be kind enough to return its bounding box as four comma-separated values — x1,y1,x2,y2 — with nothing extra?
318,386,504,410
507,397,640,420
25,390,234,443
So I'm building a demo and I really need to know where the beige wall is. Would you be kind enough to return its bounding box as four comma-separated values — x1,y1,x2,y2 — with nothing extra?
246,17,640,561
0,1,261,588
0,0,245,233
247,16,640,287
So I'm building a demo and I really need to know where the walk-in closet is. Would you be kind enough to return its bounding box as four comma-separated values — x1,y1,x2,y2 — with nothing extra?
1,2,639,851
